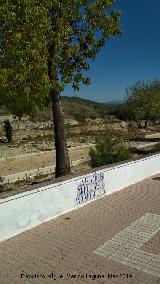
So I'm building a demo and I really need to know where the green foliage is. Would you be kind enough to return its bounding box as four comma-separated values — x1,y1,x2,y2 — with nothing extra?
154,143,160,152
0,0,50,118
4,119,12,142
107,103,134,121
93,105,108,118
89,130,132,167
0,0,121,118
126,80,160,127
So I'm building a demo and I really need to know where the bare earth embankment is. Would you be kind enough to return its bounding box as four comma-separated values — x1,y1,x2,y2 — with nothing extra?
0,106,160,190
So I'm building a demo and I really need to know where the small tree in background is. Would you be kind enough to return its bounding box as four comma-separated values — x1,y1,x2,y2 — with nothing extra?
126,80,160,128
4,119,12,143
89,130,132,167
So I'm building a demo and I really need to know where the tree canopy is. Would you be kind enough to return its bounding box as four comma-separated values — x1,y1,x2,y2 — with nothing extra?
125,80,160,127
0,0,121,118
0,0,121,177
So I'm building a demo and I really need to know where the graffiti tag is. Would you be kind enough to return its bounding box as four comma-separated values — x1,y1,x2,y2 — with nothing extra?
76,172,105,205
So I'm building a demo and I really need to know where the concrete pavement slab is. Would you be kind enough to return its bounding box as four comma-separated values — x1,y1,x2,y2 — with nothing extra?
0,174,160,283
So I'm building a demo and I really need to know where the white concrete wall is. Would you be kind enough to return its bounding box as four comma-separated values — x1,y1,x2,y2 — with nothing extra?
0,153,160,242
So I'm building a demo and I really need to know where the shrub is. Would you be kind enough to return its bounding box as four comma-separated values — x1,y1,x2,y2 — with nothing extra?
89,130,132,168
4,119,12,143
29,107,52,122
73,111,87,123
127,125,145,140
154,143,160,152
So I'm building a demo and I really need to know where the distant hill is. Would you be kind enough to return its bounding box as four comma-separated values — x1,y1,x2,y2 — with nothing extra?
62,96,124,107
103,100,124,107
62,96,103,106
0,96,124,122
61,96,107,121
27,96,108,122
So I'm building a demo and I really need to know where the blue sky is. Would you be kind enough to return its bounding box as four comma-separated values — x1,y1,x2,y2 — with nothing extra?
62,0,160,103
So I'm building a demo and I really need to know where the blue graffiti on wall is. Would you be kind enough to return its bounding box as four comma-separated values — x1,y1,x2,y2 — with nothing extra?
76,172,105,205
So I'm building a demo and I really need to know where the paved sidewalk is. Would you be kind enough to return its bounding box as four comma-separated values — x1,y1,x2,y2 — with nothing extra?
0,175,160,284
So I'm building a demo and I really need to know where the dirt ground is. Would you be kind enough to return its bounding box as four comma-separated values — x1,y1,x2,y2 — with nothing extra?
0,114,160,177
1,137,160,177
0,145,93,176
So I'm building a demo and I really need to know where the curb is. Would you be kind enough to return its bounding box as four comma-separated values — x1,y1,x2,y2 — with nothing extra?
0,158,90,185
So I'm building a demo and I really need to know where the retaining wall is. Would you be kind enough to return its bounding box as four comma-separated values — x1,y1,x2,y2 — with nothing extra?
0,158,90,184
0,153,160,242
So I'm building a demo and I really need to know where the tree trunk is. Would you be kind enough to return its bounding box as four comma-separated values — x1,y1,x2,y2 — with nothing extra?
50,90,71,178
135,120,141,128
48,40,71,178
144,117,148,129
